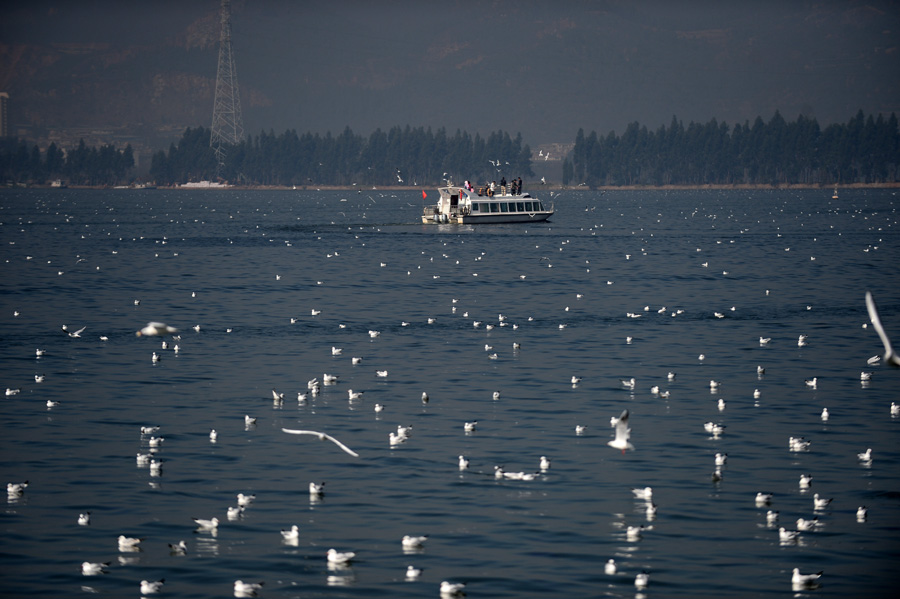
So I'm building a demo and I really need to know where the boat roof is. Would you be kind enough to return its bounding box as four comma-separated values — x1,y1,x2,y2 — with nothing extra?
438,186,533,199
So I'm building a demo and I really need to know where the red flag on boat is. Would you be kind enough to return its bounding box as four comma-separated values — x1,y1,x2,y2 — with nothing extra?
422,190,427,199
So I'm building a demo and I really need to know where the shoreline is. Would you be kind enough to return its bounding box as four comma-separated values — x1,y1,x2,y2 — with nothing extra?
14,182,900,191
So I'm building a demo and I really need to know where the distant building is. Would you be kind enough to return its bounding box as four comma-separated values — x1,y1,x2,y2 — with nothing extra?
0,93,9,138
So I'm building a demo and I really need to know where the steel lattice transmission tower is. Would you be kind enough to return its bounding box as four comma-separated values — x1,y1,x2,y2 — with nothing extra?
210,0,244,177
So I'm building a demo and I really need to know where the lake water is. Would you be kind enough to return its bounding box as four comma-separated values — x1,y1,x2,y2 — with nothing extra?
1,187,898,598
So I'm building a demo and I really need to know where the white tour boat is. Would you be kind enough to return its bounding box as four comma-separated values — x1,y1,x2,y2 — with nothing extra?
421,186,554,224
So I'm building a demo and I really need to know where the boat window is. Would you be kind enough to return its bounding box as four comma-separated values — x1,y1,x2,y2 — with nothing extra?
499,202,508,212
490,202,499,213
471,203,480,212
516,202,525,212
524,201,533,211
537,202,544,211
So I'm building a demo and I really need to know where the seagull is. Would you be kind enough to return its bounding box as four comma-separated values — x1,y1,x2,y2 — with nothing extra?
458,455,469,470
796,517,819,531
140,579,165,594
857,506,868,521
348,389,364,400
281,428,360,457
634,572,650,589
779,527,800,543
540,456,551,471
376,370,388,377
604,558,617,575
402,535,428,550
168,540,187,555
813,493,832,510
632,487,653,500
62,324,86,338
193,517,219,531
791,568,822,588
228,507,244,521
799,474,813,488
464,421,477,432
309,482,325,496
620,378,636,390
237,493,255,507
805,377,818,388
755,492,773,505
136,322,178,337
766,510,779,525
715,453,728,466
331,346,342,355
81,561,110,575
608,410,634,453
440,581,466,596
626,525,644,541
118,535,143,550
233,580,264,597
244,415,257,426
7,481,28,496
327,548,355,565
821,408,829,421
866,291,900,366
406,565,423,580
78,512,91,525
858,448,873,462
209,429,218,442
281,525,300,542
271,389,284,403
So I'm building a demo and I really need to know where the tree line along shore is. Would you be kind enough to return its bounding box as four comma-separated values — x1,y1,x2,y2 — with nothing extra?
2,110,897,189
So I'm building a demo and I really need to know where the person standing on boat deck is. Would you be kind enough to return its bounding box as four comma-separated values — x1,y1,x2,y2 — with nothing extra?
490,181,496,196
500,176,507,195
518,177,523,195
510,178,517,195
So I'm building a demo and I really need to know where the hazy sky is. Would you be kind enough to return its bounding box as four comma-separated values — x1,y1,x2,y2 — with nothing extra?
2,0,899,145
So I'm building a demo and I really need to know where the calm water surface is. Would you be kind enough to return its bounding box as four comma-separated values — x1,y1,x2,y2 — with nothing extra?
1,187,898,598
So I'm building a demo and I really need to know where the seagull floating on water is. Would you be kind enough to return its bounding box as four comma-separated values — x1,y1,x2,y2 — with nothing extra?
281,525,300,542
140,579,165,594
813,493,832,510
81,561,109,576
440,581,466,596
193,516,219,531
233,580,264,597
791,568,822,589
604,558,617,575
327,548,355,565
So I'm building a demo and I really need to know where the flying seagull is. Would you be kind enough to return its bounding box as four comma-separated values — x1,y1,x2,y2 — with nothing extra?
608,409,635,453
282,428,360,457
866,291,900,367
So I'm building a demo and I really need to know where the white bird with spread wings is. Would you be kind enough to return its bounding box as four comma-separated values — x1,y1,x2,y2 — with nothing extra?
282,428,360,457
608,409,635,453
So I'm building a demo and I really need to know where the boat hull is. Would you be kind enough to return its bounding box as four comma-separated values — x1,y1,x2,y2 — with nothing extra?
422,211,553,224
